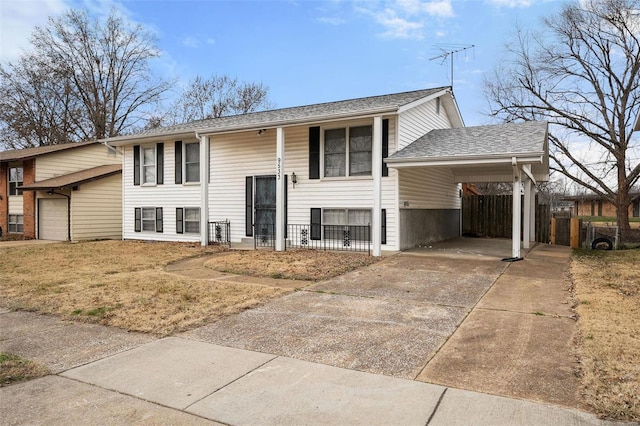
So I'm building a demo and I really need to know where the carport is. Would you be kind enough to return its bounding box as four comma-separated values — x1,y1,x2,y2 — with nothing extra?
385,121,549,260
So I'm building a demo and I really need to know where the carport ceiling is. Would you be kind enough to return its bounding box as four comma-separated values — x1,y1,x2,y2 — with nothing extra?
385,121,549,182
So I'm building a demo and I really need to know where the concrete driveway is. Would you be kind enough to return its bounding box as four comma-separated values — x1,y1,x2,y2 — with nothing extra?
183,238,512,379
184,238,582,410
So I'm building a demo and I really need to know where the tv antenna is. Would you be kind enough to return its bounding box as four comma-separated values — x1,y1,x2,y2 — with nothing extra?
429,44,475,89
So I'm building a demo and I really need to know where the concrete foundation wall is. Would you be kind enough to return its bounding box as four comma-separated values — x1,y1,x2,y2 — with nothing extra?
399,209,460,250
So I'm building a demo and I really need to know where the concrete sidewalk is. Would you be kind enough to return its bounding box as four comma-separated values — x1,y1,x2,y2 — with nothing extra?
1,336,619,425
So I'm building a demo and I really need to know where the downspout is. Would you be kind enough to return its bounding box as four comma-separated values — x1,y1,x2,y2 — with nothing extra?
47,190,71,241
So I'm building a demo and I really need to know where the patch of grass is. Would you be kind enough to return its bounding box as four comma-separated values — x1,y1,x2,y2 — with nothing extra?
532,311,544,316
0,352,49,386
204,249,380,281
571,249,640,421
0,240,289,335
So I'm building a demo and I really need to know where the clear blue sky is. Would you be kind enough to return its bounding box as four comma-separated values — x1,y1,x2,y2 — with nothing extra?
0,0,567,126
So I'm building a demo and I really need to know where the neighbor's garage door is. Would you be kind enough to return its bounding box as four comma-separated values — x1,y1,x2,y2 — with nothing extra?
39,198,67,241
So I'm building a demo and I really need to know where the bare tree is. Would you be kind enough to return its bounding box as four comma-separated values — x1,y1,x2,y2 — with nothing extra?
0,54,80,149
484,0,640,235
169,75,272,124
0,8,169,148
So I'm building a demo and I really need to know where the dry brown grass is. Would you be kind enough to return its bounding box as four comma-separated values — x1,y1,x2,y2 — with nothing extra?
0,240,289,335
205,249,380,281
571,249,640,421
0,352,49,386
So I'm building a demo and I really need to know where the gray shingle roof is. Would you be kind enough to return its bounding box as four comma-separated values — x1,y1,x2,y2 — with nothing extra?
109,87,449,141
389,121,548,160
0,140,98,162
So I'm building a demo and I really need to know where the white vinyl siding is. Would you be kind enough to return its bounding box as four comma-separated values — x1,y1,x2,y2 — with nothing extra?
397,98,453,151
70,173,122,240
398,167,461,210
8,195,23,215
123,141,200,242
208,118,398,250
35,144,120,181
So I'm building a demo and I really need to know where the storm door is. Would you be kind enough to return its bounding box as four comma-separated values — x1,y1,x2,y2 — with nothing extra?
254,175,276,243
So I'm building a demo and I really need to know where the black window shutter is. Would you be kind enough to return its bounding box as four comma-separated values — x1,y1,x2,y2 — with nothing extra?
381,209,387,245
382,119,389,177
175,141,182,184
134,208,141,232
176,208,184,234
245,176,253,236
309,127,320,179
310,208,321,240
157,143,164,184
156,207,163,233
133,145,140,185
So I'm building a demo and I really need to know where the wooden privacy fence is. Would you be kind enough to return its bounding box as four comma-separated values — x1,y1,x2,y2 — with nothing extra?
462,195,551,243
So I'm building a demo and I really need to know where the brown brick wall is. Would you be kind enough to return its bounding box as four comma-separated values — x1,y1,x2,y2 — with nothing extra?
0,163,7,235
22,159,36,238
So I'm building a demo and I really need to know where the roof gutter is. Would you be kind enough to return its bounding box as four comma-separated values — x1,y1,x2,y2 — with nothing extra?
385,153,545,168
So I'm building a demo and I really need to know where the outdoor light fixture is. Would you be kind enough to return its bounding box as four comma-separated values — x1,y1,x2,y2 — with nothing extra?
291,172,297,188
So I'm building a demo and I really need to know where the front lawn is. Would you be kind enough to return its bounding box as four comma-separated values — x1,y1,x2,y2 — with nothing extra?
0,240,289,335
571,249,640,421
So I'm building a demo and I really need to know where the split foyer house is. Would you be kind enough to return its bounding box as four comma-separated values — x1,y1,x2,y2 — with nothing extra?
0,141,122,241
104,87,549,257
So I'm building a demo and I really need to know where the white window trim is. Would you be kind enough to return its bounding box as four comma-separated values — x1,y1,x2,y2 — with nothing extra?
8,166,23,196
183,207,201,234
8,214,24,233
141,207,156,232
183,141,200,184
321,124,373,179
141,145,157,186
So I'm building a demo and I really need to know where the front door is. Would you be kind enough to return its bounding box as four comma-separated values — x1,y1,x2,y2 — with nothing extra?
254,175,276,241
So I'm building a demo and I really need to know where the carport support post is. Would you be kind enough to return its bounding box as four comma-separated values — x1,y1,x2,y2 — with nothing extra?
275,127,286,252
511,158,521,259
523,175,532,249
372,116,382,257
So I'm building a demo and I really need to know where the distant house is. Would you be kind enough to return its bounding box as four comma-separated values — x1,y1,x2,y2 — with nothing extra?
0,141,122,241
565,193,640,218
103,87,549,257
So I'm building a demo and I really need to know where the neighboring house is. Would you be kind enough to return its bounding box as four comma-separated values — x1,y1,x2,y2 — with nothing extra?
565,193,640,218
104,87,549,257
0,141,122,241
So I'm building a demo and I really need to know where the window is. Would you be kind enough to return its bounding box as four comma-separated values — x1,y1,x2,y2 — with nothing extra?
8,214,23,233
323,208,371,241
9,167,23,196
185,142,200,183
134,207,163,233
323,126,372,177
184,208,200,233
176,207,200,234
142,147,156,184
